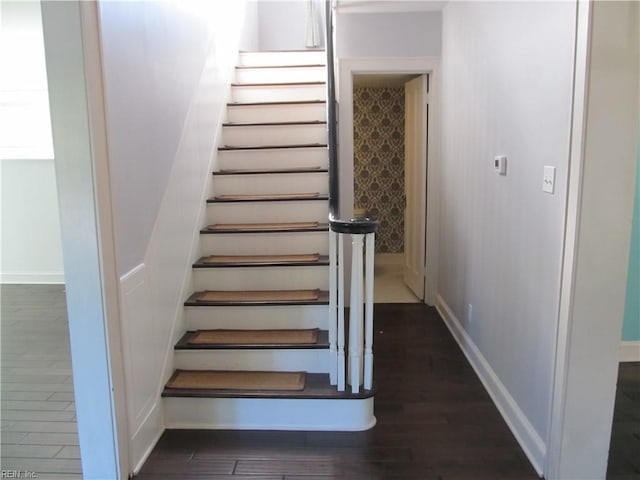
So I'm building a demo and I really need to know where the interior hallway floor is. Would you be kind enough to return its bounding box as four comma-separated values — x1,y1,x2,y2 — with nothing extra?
374,253,420,303
1,285,637,479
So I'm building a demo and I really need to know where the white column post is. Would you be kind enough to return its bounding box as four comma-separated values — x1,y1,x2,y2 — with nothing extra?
328,230,338,385
337,233,346,391
349,233,364,393
364,232,375,390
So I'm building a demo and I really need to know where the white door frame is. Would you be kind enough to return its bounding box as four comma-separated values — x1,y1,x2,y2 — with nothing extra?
338,57,440,305
41,2,130,478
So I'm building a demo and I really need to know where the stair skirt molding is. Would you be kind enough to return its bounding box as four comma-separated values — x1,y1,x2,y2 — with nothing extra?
164,397,375,431
436,295,545,476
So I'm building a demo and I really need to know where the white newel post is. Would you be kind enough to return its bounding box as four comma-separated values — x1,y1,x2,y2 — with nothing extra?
364,232,375,390
349,234,364,393
328,230,338,385
337,232,346,391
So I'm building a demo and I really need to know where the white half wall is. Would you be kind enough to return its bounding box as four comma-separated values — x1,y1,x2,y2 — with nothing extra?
97,1,250,473
336,11,441,57
1,159,64,283
439,1,577,473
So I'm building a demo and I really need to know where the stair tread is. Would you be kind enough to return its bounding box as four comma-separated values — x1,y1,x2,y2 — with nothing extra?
223,120,326,127
193,253,329,268
162,372,373,400
236,64,325,70
185,289,329,306
201,221,328,234
213,166,327,175
176,329,329,349
219,143,327,151
232,81,326,87
227,100,326,107
208,192,327,203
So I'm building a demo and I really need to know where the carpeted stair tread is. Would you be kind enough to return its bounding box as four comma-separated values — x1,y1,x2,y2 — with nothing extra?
223,120,326,127
186,328,319,346
204,221,326,233
200,253,320,265
219,143,326,151
195,289,319,303
210,192,323,202
162,372,375,399
213,166,326,175
166,370,305,391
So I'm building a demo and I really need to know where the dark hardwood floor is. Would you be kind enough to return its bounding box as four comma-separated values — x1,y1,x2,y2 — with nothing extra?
2,286,637,479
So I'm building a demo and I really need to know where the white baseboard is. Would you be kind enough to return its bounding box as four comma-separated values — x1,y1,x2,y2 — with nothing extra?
619,341,640,362
436,295,545,477
1,272,65,284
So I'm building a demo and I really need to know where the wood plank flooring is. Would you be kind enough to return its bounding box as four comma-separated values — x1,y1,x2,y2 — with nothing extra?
1,286,637,479
1,284,82,479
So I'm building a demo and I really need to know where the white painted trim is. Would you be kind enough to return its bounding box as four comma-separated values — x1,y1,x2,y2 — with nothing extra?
164,397,376,431
619,341,640,363
436,295,545,476
130,402,164,476
338,56,440,306
0,272,65,284
336,0,446,14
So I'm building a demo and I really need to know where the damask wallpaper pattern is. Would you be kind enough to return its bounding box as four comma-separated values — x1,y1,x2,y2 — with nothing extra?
353,86,405,253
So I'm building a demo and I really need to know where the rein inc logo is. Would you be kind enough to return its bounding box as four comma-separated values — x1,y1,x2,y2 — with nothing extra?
1,471,38,478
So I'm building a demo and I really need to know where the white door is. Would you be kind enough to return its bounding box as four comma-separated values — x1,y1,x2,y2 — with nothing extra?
403,75,428,299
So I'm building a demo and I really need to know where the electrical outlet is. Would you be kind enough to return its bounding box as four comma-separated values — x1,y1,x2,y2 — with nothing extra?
494,155,507,175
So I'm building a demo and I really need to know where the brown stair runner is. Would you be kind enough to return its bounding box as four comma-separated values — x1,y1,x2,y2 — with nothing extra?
214,192,320,201
166,370,305,391
201,253,320,264
207,221,319,231
218,166,323,174
187,328,319,345
194,289,319,303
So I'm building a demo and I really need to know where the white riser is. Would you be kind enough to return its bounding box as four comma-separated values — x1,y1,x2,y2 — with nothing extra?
185,304,328,330
164,397,375,431
200,231,329,256
226,102,326,124
238,51,326,67
231,84,326,103
213,173,328,196
235,66,325,85
193,265,328,291
207,201,328,224
217,147,328,171
222,124,326,148
174,349,329,373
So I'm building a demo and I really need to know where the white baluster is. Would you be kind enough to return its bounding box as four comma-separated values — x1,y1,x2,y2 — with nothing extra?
328,230,338,385
337,233,346,391
364,232,375,390
349,234,364,393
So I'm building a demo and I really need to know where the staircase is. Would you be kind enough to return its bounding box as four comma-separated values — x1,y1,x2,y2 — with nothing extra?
162,50,376,431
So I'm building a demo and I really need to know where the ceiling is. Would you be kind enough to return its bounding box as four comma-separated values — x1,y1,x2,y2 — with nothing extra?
336,0,447,14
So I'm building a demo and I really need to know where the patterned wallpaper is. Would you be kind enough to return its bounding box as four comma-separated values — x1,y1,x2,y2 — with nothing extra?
353,87,405,253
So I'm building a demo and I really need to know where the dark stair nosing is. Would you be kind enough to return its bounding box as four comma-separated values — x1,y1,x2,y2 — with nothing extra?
227,100,326,107
231,81,326,87
207,194,328,204
223,120,327,127
184,290,329,307
175,330,329,350
219,143,327,151
236,63,326,70
193,255,329,268
213,167,328,176
200,223,329,234
162,372,375,400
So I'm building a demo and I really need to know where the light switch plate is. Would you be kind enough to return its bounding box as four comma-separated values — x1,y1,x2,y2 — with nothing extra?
543,166,556,194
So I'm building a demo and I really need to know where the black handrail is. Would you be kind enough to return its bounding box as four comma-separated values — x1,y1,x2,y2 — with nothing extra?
324,0,378,235
325,0,339,218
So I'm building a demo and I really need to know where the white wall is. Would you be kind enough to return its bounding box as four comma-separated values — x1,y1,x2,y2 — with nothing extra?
96,1,249,472
437,2,576,472
258,0,325,51
336,11,441,57
1,160,64,283
0,1,64,284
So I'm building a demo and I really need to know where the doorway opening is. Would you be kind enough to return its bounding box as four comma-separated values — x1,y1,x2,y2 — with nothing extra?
352,73,428,303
